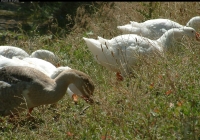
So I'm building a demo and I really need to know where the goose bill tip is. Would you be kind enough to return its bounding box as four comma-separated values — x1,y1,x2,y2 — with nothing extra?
72,94,78,103
196,32,200,41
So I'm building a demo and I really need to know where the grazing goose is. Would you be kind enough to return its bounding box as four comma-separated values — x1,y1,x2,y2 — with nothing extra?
83,26,200,80
0,66,95,117
0,56,80,103
117,16,200,40
0,46,60,67
21,58,80,102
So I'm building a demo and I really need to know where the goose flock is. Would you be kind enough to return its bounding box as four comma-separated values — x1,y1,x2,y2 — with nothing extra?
83,16,200,80
0,46,94,117
0,16,200,118
117,16,200,39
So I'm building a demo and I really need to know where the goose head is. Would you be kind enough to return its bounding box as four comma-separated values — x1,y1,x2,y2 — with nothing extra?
168,26,200,39
30,49,60,67
186,16,200,31
62,69,95,104
181,26,200,41
157,26,200,48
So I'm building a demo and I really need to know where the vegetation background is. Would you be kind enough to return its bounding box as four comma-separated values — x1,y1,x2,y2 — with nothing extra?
0,2,200,140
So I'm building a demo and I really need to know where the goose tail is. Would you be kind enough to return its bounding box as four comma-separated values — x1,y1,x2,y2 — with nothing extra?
83,37,101,48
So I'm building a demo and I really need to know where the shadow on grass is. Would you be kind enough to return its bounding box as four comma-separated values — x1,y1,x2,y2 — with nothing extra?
0,116,45,132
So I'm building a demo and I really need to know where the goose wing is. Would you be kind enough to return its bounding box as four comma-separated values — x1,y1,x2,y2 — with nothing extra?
0,66,52,116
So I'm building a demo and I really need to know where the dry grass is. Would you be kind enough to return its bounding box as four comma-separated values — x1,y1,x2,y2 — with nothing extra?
0,2,200,139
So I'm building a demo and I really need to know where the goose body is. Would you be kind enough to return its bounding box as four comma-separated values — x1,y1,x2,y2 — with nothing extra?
0,46,60,67
0,46,29,59
0,56,81,102
83,27,200,80
0,66,94,116
117,16,200,40
21,57,57,77
0,55,47,74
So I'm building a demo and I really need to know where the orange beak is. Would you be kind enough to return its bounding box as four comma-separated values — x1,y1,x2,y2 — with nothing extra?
196,32,200,41
72,94,78,104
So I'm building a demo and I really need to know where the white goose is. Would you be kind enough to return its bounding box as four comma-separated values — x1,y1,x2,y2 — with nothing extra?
0,66,95,117
0,46,60,67
29,49,60,67
83,26,200,80
117,16,200,40
0,56,80,103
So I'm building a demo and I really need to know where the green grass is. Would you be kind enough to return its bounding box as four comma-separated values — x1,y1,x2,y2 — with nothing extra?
1,2,200,140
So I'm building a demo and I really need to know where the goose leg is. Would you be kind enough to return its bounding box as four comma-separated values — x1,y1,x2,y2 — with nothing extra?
116,72,123,81
27,108,33,117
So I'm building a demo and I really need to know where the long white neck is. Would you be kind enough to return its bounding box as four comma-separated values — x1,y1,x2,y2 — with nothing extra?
156,29,184,49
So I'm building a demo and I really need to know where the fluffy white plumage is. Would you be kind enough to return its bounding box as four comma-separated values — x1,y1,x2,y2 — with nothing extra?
83,26,200,79
117,16,200,40
0,46,60,67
